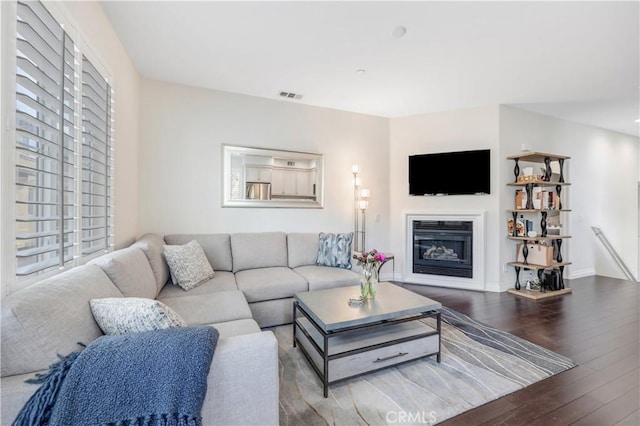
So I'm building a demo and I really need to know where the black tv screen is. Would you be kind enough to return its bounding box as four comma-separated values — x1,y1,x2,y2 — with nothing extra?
409,149,490,195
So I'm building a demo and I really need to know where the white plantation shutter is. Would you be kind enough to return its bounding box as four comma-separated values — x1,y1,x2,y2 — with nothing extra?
81,56,113,255
15,1,76,276
13,0,114,282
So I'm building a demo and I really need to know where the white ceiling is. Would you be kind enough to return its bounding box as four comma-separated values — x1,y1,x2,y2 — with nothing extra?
101,1,640,137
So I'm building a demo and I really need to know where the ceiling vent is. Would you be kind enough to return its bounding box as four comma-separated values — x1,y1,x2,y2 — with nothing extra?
279,91,303,100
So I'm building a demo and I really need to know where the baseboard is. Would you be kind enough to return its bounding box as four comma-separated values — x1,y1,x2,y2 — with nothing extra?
498,281,516,293
483,281,508,293
388,273,506,293
379,272,399,282
569,268,596,279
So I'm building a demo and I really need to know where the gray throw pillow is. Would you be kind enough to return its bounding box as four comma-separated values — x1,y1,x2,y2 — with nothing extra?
89,298,186,335
163,240,215,291
316,232,353,269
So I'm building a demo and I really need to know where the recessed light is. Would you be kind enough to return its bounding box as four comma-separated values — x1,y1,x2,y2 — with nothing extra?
356,69,366,75
635,118,640,123
392,26,407,39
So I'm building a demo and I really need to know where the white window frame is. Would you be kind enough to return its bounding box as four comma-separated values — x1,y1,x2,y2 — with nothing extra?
1,0,115,295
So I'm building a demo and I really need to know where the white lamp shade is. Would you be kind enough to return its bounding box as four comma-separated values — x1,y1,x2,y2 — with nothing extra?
358,200,369,209
352,164,360,174
360,188,370,198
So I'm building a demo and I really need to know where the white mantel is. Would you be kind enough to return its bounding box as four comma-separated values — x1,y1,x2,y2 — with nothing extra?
404,211,486,291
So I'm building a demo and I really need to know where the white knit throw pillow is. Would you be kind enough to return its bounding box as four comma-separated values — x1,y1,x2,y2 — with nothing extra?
90,297,186,335
163,240,215,291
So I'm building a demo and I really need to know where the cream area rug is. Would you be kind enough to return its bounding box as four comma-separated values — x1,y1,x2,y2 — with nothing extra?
275,307,576,425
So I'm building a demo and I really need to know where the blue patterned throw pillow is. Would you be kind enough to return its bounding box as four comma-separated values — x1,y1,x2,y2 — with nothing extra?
317,232,353,269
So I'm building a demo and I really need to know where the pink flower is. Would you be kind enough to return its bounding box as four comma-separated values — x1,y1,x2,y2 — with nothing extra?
354,249,385,268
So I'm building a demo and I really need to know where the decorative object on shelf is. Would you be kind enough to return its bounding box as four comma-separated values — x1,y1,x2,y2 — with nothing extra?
353,249,386,300
516,215,525,236
517,243,554,266
351,165,371,251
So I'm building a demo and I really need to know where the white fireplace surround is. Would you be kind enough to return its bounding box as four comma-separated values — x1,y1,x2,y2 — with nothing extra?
405,211,486,291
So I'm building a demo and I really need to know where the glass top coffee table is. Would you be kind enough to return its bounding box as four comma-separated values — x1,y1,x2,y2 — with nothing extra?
293,282,442,397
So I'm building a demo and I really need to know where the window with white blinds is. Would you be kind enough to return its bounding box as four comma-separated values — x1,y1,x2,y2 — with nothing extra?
14,0,114,280
81,56,113,256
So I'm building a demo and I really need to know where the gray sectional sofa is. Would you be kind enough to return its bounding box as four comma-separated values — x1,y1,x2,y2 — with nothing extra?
1,231,360,425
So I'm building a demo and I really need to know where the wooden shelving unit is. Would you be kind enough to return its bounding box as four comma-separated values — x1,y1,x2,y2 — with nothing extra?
507,261,572,270
507,151,570,162
507,236,571,241
506,152,572,299
507,209,572,213
507,182,571,187
506,287,573,300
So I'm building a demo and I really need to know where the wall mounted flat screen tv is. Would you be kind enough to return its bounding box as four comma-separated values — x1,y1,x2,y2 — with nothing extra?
409,149,490,195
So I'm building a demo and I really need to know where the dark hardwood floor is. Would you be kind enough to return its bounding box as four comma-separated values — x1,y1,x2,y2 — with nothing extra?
398,276,639,426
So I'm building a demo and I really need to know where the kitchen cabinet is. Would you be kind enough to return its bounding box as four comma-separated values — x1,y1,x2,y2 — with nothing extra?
272,168,314,196
245,166,272,183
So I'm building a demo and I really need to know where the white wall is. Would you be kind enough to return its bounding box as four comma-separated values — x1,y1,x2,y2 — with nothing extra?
56,1,141,248
138,79,390,252
389,105,503,291
500,106,639,281
388,104,639,290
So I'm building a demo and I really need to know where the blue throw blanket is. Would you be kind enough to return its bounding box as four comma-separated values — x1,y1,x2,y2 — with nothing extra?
14,326,218,426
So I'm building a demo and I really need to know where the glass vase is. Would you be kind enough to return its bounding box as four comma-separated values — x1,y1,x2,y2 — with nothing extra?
360,267,378,300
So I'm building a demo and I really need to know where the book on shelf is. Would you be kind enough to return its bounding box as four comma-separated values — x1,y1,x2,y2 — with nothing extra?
515,190,526,209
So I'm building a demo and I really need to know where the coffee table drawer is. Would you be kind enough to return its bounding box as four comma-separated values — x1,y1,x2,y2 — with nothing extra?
296,318,439,382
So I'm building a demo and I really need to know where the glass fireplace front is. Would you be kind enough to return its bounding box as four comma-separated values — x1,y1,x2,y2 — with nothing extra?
413,220,473,278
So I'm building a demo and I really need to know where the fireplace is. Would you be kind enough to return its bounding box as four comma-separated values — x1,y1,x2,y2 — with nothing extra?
405,212,485,291
413,221,473,278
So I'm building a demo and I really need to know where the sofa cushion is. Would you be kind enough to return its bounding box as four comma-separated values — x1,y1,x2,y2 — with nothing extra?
294,265,361,291
248,298,295,328
287,233,319,268
208,319,261,339
164,240,215,291
317,232,354,269
165,234,233,272
131,233,170,296
159,290,253,326
157,271,237,299
235,267,308,303
201,332,279,426
231,232,288,273
1,370,46,425
1,265,122,377
89,247,157,299
90,298,186,335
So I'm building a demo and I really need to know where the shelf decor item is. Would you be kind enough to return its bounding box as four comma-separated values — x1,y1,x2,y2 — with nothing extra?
353,249,386,300
516,243,554,266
